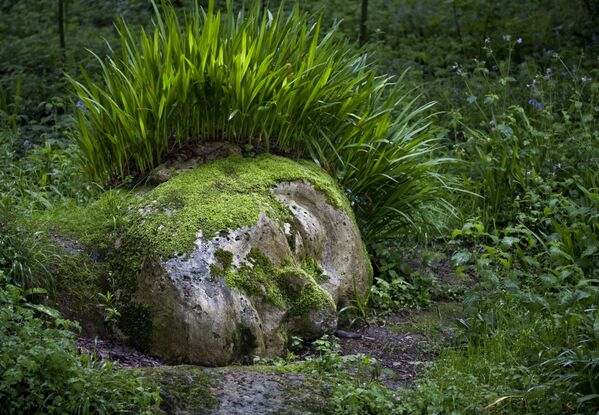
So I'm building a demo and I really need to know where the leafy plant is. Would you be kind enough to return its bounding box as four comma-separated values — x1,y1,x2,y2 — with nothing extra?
409,180,599,414
302,335,402,415
0,277,159,414
369,241,434,311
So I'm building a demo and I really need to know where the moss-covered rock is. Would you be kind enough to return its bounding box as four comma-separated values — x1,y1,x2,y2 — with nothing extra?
137,365,330,415
136,365,218,414
131,154,352,256
29,153,371,366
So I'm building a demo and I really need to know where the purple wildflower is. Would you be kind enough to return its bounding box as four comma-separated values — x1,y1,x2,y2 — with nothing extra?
23,140,33,149
76,100,85,110
516,37,523,44
528,99,543,111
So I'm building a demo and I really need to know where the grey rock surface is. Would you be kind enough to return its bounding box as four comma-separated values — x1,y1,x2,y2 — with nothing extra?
134,159,371,366
141,365,329,415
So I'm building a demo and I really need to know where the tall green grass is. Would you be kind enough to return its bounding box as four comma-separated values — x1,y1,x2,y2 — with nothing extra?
69,0,448,241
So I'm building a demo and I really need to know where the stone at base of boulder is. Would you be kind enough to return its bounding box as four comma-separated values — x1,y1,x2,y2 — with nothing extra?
138,365,330,415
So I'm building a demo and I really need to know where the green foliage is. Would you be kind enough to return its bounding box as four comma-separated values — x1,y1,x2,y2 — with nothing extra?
0,124,94,290
0,134,92,212
2,1,599,413
451,42,599,229
70,0,447,242
0,208,50,289
0,278,159,414
302,336,402,415
370,241,434,311
405,179,599,414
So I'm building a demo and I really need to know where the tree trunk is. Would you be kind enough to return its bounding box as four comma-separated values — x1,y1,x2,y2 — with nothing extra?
58,0,65,49
359,0,368,46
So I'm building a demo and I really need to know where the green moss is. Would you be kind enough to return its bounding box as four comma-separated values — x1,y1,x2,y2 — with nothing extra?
288,277,335,317
21,194,141,333
214,248,335,317
221,248,286,309
27,190,136,248
275,265,335,317
136,365,217,413
43,247,109,334
131,154,352,257
24,191,153,342
214,248,234,271
301,257,329,284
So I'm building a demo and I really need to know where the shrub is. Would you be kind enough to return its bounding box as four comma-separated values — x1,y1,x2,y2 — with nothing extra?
0,278,159,414
70,0,448,242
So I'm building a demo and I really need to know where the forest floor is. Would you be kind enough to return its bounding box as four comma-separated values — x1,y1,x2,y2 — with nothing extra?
77,301,460,386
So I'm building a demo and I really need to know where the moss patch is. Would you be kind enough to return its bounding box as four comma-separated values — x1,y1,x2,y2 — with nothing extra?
131,154,351,257
25,191,152,342
301,257,329,284
22,192,140,335
136,365,217,413
214,248,234,270
213,248,335,316
219,248,286,309
288,277,335,317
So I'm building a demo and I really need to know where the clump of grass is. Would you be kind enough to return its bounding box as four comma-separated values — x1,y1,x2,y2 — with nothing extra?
70,0,449,242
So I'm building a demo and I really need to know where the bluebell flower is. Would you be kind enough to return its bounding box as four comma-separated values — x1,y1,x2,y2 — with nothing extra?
76,100,85,110
23,140,33,149
528,99,543,111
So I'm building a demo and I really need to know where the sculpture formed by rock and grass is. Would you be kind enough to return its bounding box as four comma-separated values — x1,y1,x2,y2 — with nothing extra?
35,151,371,365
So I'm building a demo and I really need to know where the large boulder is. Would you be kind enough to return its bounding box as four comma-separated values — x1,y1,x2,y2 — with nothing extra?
126,154,371,365
32,152,371,366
